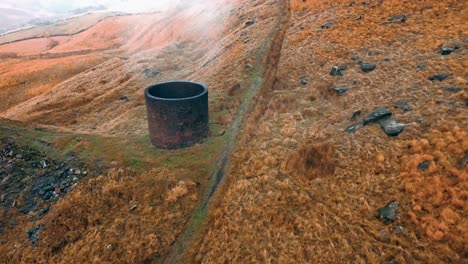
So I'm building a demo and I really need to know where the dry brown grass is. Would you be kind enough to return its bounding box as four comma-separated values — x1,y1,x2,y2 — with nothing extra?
286,142,336,181
186,0,467,263
0,168,200,263
401,126,467,253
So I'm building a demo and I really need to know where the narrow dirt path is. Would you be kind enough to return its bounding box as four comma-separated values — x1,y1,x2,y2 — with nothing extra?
162,0,292,263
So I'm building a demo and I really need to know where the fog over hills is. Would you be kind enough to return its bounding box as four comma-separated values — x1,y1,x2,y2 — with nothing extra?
0,0,181,34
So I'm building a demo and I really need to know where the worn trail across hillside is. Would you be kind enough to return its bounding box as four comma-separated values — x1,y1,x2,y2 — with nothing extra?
164,0,292,262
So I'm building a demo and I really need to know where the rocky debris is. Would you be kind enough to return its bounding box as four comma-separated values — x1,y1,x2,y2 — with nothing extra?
37,207,49,219
417,63,425,71
243,38,250,44
391,225,405,234
130,204,138,211
244,64,253,70
389,14,408,23
345,121,364,134
351,56,360,61
338,64,348,71
334,87,350,95
377,200,398,224
379,118,406,137
418,161,431,171
440,47,455,55
444,87,462,93
119,95,129,102
27,225,42,244
417,118,424,124
321,22,334,29
360,62,376,73
363,107,392,125
440,44,460,55
350,110,362,121
347,108,406,136
330,66,343,76
143,69,160,78
429,74,449,81
394,101,411,112
245,18,255,26
300,77,309,86
0,138,88,218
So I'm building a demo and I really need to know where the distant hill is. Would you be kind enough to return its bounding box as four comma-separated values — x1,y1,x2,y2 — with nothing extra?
0,8,38,34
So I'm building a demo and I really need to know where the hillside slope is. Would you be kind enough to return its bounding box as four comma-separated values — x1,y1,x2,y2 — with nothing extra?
0,0,466,263
186,0,467,263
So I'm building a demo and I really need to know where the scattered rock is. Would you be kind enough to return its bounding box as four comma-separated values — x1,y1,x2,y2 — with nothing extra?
339,64,348,71
330,66,343,76
379,118,406,137
345,121,364,134
391,225,405,234
389,14,408,23
27,225,42,244
321,22,334,29
360,62,376,73
40,160,47,168
444,87,462,93
119,95,129,102
377,201,398,224
300,78,309,86
417,63,425,71
130,204,138,211
0,138,89,218
350,110,362,121
418,161,431,171
245,18,255,26
143,69,160,78
240,31,247,36
417,118,424,124
429,74,449,81
244,64,253,70
440,44,461,55
351,56,360,61
243,38,250,44
363,108,392,125
38,207,49,219
440,47,455,55
394,101,411,112
334,87,350,95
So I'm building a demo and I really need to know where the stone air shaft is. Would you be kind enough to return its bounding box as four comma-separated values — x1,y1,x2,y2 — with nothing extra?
144,81,209,149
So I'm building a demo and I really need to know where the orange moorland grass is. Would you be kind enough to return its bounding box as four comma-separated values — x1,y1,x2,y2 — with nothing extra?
0,54,105,112
401,125,467,253
184,0,466,263
286,142,336,181
0,1,282,263
0,168,201,263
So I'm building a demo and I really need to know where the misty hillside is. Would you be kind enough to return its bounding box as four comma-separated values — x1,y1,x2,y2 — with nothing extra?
0,0,466,263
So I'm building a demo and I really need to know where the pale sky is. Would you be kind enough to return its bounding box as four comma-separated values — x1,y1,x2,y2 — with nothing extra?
0,0,178,14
